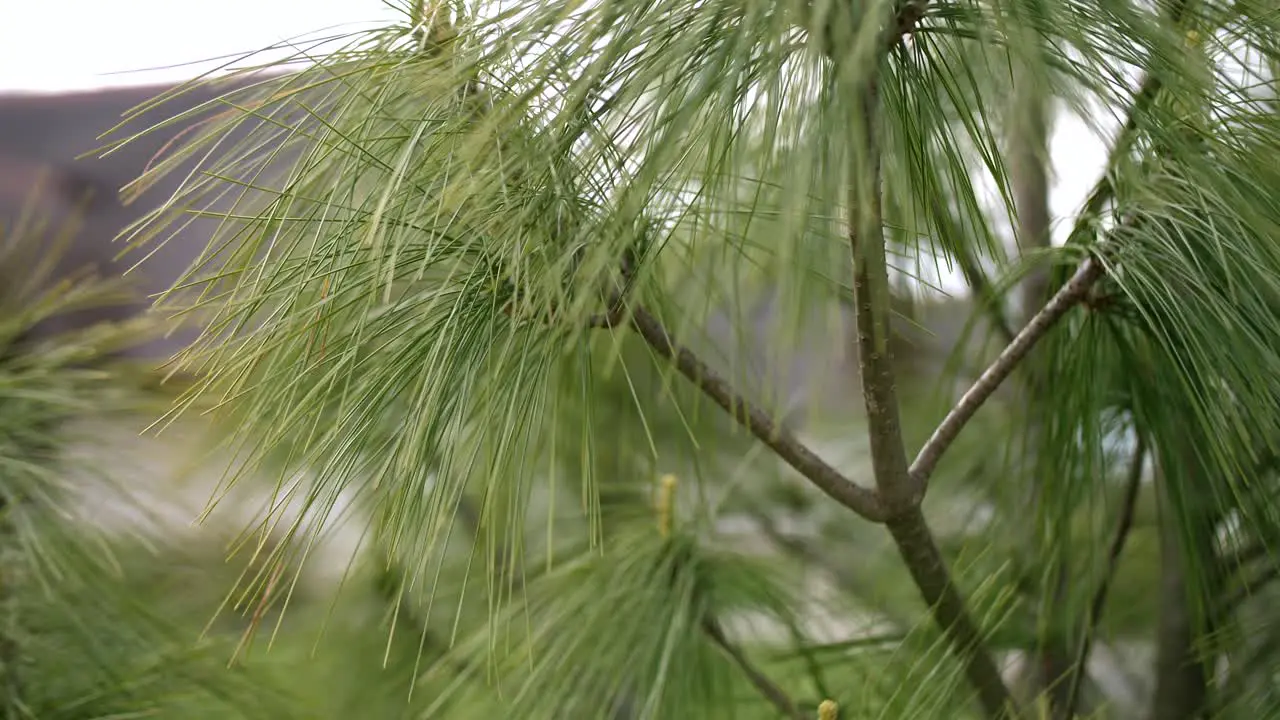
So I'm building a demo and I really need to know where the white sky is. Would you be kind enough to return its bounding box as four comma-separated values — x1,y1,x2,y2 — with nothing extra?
0,0,1110,284
0,0,399,91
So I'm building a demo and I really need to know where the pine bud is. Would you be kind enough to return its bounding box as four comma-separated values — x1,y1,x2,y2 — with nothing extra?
657,474,677,538
818,699,839,720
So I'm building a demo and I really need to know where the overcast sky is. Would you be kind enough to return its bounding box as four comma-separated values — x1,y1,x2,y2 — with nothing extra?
0,0,1109,265
0,0,398,91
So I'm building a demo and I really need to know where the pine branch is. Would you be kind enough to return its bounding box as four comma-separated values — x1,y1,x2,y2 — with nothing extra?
771,2,1029,716
587,248,639,329
1061,0,1194,249
886,0,930,50
628,306,887,522
701,616,805,720
908,256,1104,493
886,509,1018,717
1061,437,1146,720
845,47,1018,720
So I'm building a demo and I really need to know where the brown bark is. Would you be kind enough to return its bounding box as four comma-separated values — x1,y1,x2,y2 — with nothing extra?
1147,455,1220,720
1148,530,1210,720
847,72,1018,717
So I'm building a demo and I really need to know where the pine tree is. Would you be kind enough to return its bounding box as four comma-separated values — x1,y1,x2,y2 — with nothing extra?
4,0,1280,717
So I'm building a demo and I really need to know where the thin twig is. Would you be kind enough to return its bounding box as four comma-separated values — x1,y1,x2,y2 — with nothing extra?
701,616,805,720
1060,0,1193,249
746,510,841,701
1059,71,1156,250
949,216,1018,347
1221,541,1272,576
1062,437,1147,719
1219,565,1280,620
629,306,887,522
750,509,865,596
908,256,1105,493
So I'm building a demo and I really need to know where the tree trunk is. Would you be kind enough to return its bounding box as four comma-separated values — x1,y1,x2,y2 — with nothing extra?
1147,456,1221,720
1006,39,1075,718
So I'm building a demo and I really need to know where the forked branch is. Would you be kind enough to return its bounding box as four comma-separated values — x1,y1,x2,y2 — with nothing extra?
845,71,1019,716
615,3,1111,719
629,306,887,523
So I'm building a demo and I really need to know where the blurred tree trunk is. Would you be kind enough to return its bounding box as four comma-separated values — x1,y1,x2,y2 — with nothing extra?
1148,446,1223,720
1005,33,1075,716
